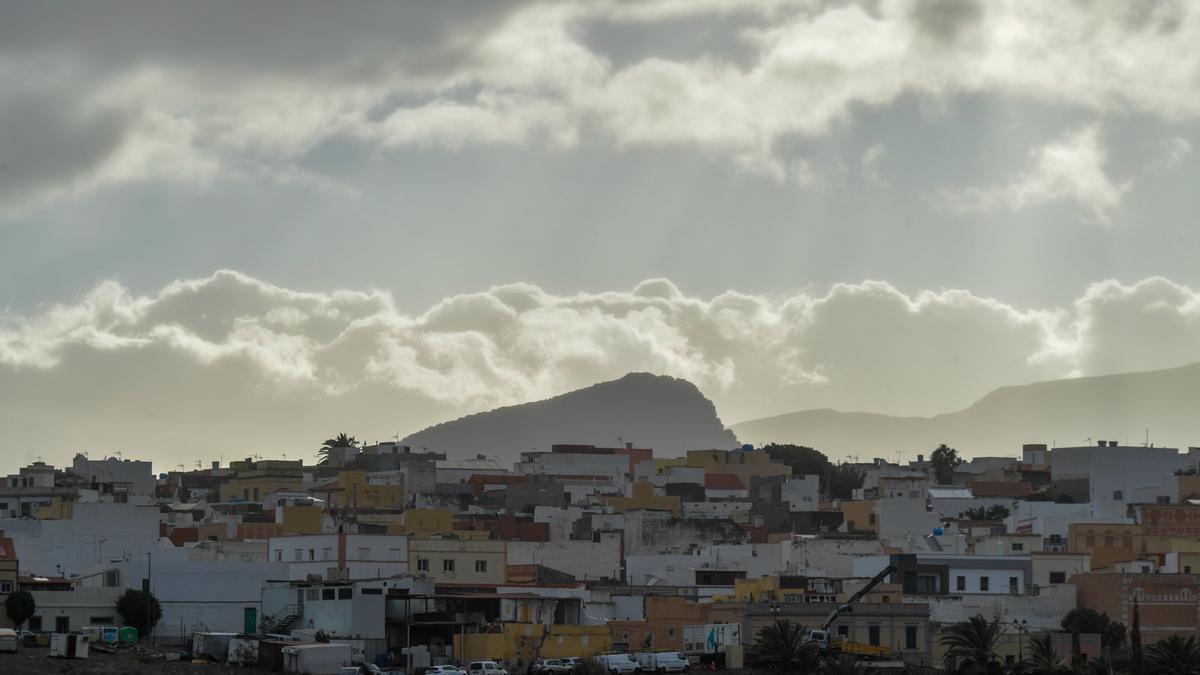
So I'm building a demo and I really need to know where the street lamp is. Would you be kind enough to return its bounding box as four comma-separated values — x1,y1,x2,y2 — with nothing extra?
769,601,783,625
145,552,153,644
1011,618,1028,663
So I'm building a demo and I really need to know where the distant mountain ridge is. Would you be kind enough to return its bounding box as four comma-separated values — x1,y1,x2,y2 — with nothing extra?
732,362,1200,459
402,372,739,461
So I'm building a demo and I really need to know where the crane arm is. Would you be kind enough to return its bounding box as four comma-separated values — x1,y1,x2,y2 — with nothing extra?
820,564,897,631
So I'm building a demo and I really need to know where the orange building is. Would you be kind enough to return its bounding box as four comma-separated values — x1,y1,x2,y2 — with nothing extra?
603,481,681,517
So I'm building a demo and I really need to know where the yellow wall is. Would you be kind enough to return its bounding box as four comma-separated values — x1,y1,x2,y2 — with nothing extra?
840,500,878,533
393,508,454,536
409,538,507,584
282,505,323,534
454,624,613,663
604,481,681,517
33,496,74,520
684,449,790,484
314,471,406,509
220,476,303,503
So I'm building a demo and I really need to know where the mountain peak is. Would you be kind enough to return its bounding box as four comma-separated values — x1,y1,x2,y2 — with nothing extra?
402,372,738,461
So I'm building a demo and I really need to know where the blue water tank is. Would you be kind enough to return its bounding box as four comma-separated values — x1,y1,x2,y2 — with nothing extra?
932,527,944,536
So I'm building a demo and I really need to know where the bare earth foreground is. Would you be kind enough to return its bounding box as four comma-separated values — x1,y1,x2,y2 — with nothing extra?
0,646,271,675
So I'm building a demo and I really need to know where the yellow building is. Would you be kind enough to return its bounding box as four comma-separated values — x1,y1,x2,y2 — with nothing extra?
603,481,681,517
840,499,878,533
32,495,75,520
219,460,306,503
454,623,613,663
390,508,454,536
281,505,323,535
0,533,17,628
685,449,790,485
310,471,405,510
409,537,507,585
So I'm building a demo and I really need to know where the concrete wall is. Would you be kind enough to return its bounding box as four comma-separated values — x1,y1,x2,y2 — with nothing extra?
682,501,752,523
781,476,820,512
786,537,885,577
532,506,583,542
4,502,160,576
507,534,622,582
912,584,1075,631
29,587,124,633
1052,445,1192,504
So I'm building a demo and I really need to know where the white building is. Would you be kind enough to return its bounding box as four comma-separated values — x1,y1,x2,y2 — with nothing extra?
507,533,623,582
72,454,155,496
269,533,408,580
3,502,161,576
781,476,820,512
436,456,508,485
853,554,1032,595
1051,442,1200,506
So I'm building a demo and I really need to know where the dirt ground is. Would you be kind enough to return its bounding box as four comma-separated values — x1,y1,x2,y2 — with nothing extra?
0,645,273,675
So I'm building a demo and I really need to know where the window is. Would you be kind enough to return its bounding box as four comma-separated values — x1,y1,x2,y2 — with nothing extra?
253,487,260,501
979,577,989,591
0,581,11,593
1086,534,1095,547
274,549,283,562
358,547,370,560
868,513,876,525
1113,490,1123,500
417,558,429,572
1011,542,1024,551
1049,571,1067,584
868,625,880,646
306,589,319,601
338,588,353,599
956,576,966,591
1157,495,1171,505
361,588,383,595
837,626,849,638
322,588,335,600
308,549,315,561
89,616,115,625
294,548,303,562
389,548,403,562
667,626,675,639
323,547,333,561
443,559,456,572
905,626,918,650
475,560,488,573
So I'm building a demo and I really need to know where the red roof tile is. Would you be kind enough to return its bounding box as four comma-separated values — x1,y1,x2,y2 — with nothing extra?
705,473,746,490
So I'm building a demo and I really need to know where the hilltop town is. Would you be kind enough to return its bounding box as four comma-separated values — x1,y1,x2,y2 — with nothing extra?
1,437,1198,673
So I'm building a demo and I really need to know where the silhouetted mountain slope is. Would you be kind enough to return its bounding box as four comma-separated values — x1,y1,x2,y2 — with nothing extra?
402,372,739,461
732,363,1200,459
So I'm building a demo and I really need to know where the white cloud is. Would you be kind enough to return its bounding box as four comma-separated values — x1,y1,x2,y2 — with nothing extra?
861,143,888,186
4,1,1200,211
937,124,1129,223
10,270,1200,467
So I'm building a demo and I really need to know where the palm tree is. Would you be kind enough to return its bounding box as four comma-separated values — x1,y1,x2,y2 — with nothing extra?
940,615,1004,674
1146,635,1200,675
755,620,820,671
1086,656,1116,675
317,433,359,465
1023,633,1065,675
820,653,873,675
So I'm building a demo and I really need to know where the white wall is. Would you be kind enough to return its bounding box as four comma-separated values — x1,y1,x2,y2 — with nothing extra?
682,501,751,523
911,584,1075,631
782,476,820,512
269,534,409,580
786,537,885,577
533,506,583,541
1052,445,1194,505
72,455,156,496
4,502,160,576
507,534,622,581
875,496,941,549
30,587,124,633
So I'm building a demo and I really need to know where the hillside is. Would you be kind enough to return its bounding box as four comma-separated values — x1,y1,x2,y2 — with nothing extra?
732,363,1200,459
402,372,739,460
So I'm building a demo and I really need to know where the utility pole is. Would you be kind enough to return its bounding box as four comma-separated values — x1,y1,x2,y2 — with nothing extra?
145,552,153,644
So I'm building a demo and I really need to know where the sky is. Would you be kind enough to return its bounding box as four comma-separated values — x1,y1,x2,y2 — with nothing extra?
3,0,1200,470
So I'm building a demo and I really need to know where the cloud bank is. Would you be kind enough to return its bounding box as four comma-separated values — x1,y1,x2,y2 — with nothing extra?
3,0,1199,216
7,271,1200,468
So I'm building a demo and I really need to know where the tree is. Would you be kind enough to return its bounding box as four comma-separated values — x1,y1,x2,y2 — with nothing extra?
962,505,1011,521
4,591,35,630
940,615,1003,674
1131,599,1145,675
1061,608,1126,654
931,444,963,485
1145,635,1200,675
827,463,867,500
820,653,874,675
317,432,359,465
116,589,162,640
754,620,819,671
1023,633,1065,675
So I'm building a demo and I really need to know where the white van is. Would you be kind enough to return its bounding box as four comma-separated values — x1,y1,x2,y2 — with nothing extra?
0,628,18,653
596,653,638,674
636,652,689,673
467,661,508,675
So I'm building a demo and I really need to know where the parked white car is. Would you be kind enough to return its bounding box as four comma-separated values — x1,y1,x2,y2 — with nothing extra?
636,652,690,673
595,654,639,674
426,666,468,675
468,661,509,675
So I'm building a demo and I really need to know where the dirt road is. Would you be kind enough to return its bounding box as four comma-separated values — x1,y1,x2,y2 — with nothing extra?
0,646,273,675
